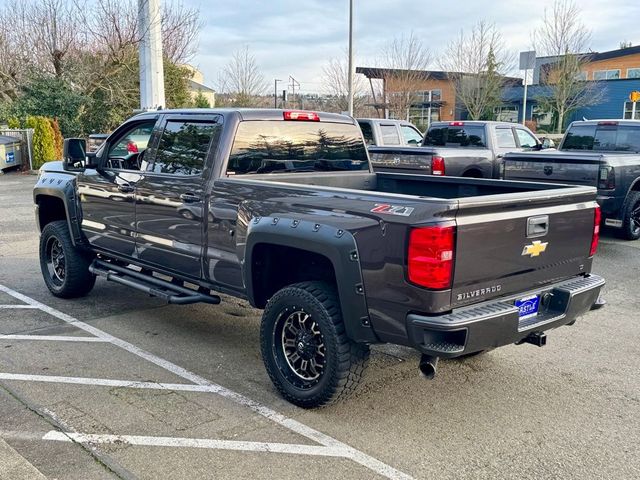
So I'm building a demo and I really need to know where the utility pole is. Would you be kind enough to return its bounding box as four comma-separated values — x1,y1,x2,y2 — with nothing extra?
138,0,165,110
274,79,282,108
347,0,354,116
289,76,300,109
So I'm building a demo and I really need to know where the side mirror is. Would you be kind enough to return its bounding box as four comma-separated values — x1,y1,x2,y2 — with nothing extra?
62,138,87,171
540,137,555,149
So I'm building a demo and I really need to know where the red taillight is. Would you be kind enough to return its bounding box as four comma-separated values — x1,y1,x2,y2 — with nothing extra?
126,141,138,154
408,226,455,289
597,121,618,126
590,206,601,256
431,156,445,176
449,121,464,126
283,111,320,121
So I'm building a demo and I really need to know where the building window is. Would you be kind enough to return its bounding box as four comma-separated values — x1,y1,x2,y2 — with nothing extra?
627,68,640,79
593,69,621,80
623,101,640,120
574,71,587,81
532,106,553,128
494,106,519,123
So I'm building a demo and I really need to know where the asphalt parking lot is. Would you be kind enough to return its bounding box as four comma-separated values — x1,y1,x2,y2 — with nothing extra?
0,171,639,480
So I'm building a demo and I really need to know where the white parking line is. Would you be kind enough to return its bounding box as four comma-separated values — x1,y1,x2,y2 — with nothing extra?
0,284,414,480
0,305,39,309
0,335,109,342
43,431,345,457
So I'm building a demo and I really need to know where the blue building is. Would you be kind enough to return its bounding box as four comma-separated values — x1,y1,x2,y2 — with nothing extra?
498,45,640,132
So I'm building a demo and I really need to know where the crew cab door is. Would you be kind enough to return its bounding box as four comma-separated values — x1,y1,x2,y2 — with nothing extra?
77,117,160,257
134,115,222,279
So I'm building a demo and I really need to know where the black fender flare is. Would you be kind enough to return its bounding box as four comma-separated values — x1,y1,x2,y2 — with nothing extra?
243,216,378,343
33,172,84,246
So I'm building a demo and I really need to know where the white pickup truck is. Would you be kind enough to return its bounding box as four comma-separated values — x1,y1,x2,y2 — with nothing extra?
357,118,423,147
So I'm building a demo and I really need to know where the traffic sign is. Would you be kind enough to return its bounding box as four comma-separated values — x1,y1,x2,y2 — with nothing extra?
630,91,640,103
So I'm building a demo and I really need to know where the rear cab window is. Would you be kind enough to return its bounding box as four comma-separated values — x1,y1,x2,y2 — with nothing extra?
562,123,640,152
358,121,375,145
424,124,487,147
226,121,369,175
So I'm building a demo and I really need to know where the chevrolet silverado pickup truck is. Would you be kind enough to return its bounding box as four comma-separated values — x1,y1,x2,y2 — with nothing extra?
504,120,640,240
370,120,552,178
34,109,604,408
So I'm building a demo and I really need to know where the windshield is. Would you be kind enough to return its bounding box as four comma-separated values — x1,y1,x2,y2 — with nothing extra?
424,125,487,148
227,121,370,175
562,124,640,152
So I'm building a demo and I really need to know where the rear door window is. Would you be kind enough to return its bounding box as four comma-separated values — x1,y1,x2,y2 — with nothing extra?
227,121,369,175
379,124,401,145
495,127,517,148
150,120,220,176
424,125,487,147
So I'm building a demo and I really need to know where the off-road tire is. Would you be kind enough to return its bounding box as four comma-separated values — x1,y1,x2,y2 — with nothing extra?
260,281,370,408
39,220,96,298
618,191,640,240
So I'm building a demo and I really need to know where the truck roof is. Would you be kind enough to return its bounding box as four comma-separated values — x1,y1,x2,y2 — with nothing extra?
429,120,526,128
132,108,355,124
568,119,640,126
356,118,416,126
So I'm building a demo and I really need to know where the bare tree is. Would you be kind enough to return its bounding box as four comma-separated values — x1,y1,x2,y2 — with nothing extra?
217,45,267,107
533,0,602,132
12,0,80,78
322,52,367,114
378,32,431,120
440,21,512,120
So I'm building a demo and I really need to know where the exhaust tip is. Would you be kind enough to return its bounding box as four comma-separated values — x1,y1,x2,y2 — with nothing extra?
419,354,438,379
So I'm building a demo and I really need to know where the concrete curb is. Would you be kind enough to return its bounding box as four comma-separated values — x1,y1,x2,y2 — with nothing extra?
0,438,47,480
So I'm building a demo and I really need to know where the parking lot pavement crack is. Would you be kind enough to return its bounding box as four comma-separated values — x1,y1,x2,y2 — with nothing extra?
0,381,137,480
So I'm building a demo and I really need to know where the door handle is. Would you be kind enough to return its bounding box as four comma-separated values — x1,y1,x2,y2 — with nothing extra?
180,193,201,203
118,184,134,193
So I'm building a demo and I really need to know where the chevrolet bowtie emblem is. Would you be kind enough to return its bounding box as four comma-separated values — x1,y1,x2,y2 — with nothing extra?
522,240,548,257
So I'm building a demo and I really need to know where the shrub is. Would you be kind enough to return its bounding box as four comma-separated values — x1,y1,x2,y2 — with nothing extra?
7,117,20,129
49,118,63,159
25,116,56,169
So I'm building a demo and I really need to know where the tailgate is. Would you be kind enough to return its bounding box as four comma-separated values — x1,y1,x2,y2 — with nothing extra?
451,187,598,308
503,152,604,187
369,146,433,173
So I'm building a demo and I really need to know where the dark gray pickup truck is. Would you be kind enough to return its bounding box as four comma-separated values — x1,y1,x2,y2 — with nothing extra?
34,109,604,407
370,120,551,178
504,120,640,240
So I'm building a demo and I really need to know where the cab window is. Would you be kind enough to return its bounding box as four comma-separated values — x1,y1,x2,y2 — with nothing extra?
358,121,375,145
107,121,156,170
495,127,517,148
150,120,220,176
379,124,401,145
401,125,423,145
516,129,538,148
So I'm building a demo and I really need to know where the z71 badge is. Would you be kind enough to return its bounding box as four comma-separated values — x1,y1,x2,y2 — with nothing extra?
370,204,415,217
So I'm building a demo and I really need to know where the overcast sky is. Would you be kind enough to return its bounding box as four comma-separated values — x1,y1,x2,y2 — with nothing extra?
183,0,639,93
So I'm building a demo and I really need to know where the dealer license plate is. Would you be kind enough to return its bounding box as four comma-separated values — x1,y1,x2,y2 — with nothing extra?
515,294,540,319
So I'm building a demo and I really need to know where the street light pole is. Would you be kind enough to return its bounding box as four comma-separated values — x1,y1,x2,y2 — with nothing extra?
274,79,282,108
347,0,354,116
